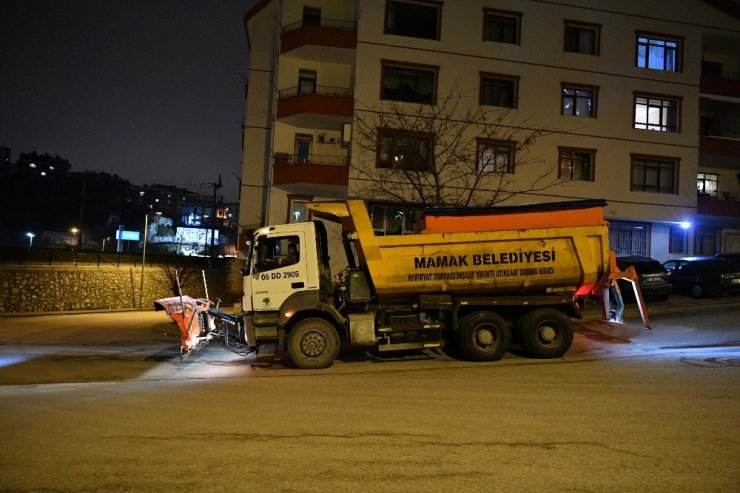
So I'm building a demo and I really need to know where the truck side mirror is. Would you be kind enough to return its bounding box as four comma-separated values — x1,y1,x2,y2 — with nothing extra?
241,266,250,276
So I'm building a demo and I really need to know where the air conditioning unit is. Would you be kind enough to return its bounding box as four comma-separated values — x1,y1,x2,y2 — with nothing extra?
342,123,352,146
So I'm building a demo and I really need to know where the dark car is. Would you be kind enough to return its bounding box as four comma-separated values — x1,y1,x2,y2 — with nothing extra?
662,257,740,298
616,256,672,301
715,252,740,269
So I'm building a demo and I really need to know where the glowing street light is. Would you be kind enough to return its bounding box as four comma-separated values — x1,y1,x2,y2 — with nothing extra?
26,232,35,247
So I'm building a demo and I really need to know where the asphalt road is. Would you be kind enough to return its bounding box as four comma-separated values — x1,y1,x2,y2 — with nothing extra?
0,299,739,492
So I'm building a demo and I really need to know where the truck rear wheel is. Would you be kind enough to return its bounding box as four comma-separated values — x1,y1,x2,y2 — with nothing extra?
287,318,340,369
457,311,510,362
518,308,572,359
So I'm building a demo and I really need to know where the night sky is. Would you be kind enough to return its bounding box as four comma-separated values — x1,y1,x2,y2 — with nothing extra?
0,0,254,202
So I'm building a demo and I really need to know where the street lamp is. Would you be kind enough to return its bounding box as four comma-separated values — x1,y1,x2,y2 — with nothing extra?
26,232,35,247
70,227,79,249
139,212,161,308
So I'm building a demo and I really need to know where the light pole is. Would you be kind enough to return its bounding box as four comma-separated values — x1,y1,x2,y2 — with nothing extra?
139,212,161,309
26,232,35,247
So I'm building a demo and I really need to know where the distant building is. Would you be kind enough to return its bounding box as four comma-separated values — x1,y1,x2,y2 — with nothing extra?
16,151,71,177
138,184,238,256
0,146,11,177
240,0,740,259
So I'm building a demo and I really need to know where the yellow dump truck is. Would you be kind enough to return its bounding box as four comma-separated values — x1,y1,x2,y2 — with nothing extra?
240,199,647,369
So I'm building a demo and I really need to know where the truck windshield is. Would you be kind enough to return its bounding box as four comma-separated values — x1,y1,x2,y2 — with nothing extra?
255,235,300,272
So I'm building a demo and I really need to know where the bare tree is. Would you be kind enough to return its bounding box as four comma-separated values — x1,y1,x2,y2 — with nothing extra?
352,84,562,207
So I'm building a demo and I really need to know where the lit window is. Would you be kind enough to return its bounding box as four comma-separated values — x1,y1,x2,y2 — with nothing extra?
634,94,680,132
564,21,600,55
562,85,597,117
288,197,311,223
477,139,514,173
558,147,595,181
483,9,521,45
631,155,678,194
377,129,433,171
697,172,719,196
370,203,420,235
636,33,681,72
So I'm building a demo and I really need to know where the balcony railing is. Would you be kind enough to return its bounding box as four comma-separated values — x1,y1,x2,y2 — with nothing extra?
274,153,350,166
282,18,357,34
697,192,740,217
278,85,352,99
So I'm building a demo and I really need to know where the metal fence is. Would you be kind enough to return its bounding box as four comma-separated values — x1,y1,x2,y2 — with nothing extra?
282,18,357,34
278,85,353,99
0,246,230,269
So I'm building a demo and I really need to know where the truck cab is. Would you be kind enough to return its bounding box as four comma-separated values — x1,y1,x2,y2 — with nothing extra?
242,221,338,363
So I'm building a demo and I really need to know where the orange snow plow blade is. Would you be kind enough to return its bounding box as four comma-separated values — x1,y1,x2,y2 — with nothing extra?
154,296,213,356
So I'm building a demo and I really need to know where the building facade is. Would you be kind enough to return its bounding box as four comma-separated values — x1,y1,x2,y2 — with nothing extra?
239,0,740,261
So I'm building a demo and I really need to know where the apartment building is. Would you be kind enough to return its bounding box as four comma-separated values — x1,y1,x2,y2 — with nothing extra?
239,0,740,261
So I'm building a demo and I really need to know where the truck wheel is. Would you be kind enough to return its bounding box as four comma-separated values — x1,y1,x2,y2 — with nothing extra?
518,308,572,359
457,311,510,362
287,318,340,369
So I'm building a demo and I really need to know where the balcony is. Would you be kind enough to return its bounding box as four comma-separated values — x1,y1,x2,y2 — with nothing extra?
697,192,740,218
276,85,354,128
700,135,740,158
281,18,357,63
700,75,740,99
272,153,349,198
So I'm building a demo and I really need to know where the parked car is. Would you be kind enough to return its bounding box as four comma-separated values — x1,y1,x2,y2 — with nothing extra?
616,256,672,301
662,257,740,298
715,252,740,269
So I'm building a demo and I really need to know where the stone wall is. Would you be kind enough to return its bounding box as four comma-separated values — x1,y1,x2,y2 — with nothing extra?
0,264,242,313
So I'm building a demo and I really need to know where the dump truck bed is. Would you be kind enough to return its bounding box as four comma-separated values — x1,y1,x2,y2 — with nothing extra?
309,200,611,301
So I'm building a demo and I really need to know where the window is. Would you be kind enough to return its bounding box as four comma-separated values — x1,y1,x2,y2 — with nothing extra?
631,155,678,194
288,195,311,223
562,84,597,117
303,6,321,26
255,235,301,272
477,139,514,173
564,21,600,55
609,221,650,256
694,226,717,255
480,73,518,108
558,147,595,181
298,69,316,94
381,62,437,104
669,226,688,255
377,129,433,170
697,172,719,196
385,0,441,40
483,9,521,45
370,203,420,235
294,134,312,162
636,33,681,72
634,94,680,132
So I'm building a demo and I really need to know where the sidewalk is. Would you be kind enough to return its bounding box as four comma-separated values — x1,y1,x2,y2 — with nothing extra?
581,293,740,324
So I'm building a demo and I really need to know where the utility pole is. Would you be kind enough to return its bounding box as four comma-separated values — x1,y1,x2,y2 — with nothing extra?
210,174,222,258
